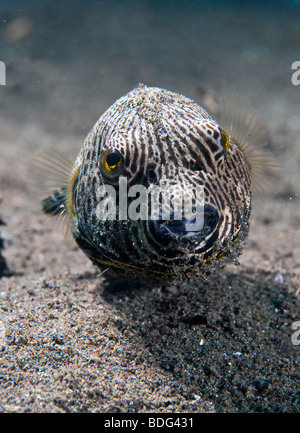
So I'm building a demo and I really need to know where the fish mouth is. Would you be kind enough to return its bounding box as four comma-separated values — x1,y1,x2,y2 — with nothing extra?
153,204,219,242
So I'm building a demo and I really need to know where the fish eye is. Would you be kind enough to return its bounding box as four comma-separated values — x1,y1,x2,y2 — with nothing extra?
220,128,230,152
100,149,123,181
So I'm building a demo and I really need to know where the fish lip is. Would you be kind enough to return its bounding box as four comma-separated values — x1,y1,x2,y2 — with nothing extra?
153,204,219,242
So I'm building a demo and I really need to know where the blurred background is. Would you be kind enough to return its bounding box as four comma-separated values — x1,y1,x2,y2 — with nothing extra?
0,0,299,130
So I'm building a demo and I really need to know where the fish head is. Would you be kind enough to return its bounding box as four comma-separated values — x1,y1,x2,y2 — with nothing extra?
69,85,252,281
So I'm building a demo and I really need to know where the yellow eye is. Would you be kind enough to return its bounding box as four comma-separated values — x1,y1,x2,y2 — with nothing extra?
100,149,123,181
220,129,230,152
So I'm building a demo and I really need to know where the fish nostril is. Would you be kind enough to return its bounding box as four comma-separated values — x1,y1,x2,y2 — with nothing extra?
147,169,157,183
189,159,203,171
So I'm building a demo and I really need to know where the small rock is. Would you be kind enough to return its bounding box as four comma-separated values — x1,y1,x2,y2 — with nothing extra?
274,274,284,284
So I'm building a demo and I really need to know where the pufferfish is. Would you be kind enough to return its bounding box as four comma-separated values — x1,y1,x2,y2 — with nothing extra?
37,84,276,282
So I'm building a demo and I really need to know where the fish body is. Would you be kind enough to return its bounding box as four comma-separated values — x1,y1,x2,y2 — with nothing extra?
40,84,274,282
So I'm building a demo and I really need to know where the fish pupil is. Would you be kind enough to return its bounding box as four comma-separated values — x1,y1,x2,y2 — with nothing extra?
106,152,121,167
189,159,203,171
